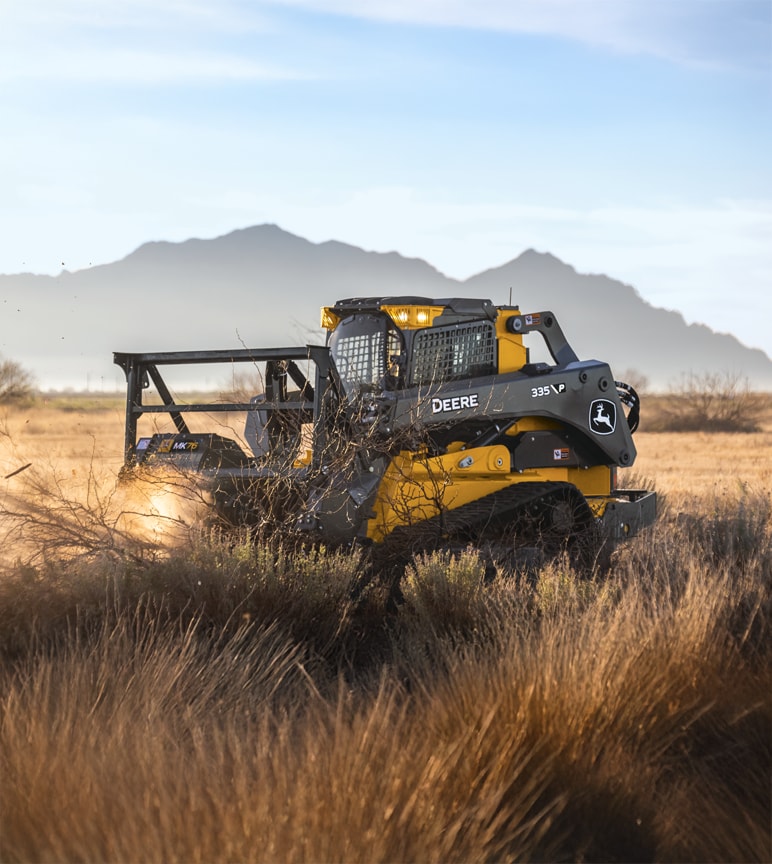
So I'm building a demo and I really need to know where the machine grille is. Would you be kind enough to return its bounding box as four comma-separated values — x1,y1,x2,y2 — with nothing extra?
411,322,496,385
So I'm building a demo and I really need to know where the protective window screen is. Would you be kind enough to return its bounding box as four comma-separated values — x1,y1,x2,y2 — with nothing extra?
330,314,405,393
411,322,496,385
335,330,385,389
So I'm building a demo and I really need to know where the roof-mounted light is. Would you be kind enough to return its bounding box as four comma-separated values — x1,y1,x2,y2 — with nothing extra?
381,304,442,329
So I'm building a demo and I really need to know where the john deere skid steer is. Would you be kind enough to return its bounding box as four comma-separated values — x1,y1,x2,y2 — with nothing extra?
115,297,656,571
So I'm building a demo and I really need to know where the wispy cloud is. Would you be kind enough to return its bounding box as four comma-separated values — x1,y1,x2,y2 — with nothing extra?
265,0,771,69
0,0,300,84
4,0,766,86
1,48,306,84
5,0,270,34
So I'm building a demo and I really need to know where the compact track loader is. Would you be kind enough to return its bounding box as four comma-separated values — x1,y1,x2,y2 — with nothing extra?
115,297,656,571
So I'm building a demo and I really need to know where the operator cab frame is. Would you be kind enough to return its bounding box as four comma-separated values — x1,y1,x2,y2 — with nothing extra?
322,296,529,395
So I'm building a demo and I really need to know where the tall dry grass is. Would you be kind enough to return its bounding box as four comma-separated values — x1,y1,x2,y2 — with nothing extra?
1,395,771,862
1,467,770,862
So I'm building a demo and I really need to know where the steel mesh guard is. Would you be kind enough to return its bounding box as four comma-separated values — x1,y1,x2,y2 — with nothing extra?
411,322,496,385
335,330,385,388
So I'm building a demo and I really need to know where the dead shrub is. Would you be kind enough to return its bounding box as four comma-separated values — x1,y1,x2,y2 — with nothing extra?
0,356,37,403
651,371,765,432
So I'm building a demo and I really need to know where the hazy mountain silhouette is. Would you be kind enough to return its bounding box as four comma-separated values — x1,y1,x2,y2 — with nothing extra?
463,250,772,390
2,224,770,391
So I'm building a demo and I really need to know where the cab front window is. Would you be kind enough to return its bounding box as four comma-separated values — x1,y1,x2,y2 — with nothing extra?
328,313,404,395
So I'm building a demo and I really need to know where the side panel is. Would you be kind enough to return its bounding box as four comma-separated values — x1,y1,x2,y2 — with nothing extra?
384,359,637,469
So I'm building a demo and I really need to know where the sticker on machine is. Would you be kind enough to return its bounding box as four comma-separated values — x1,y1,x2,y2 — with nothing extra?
589,399,617,435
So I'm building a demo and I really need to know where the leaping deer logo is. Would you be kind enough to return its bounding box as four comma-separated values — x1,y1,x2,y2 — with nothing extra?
594,403,613,430
590,400,616,435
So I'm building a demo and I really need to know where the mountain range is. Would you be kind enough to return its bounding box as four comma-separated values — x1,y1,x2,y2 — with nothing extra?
2,223,771,392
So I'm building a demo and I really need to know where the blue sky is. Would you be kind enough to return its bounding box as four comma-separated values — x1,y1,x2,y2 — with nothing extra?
2,0,770,354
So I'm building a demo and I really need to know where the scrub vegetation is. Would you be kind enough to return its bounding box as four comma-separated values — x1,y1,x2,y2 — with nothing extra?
0,395,770,863
644,372,766,433
0,356,36,404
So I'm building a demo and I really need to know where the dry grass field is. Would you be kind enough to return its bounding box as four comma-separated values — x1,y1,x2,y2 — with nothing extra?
632,407,772,496
1,392,770,863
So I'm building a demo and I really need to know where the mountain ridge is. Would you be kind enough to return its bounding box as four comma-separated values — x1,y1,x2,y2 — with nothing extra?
1,224,770,391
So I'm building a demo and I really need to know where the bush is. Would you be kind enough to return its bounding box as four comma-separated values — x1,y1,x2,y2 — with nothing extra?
652,372,764,432
0,356,36,402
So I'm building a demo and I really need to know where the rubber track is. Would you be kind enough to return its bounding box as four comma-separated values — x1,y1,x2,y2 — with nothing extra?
375,480,596,569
